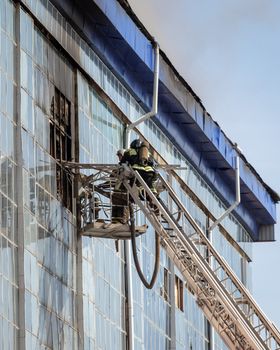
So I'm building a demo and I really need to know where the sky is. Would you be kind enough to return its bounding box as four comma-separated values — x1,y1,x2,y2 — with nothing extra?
128,0,280,328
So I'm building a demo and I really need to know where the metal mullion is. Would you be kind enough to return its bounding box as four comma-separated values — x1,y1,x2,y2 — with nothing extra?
15,4,26,349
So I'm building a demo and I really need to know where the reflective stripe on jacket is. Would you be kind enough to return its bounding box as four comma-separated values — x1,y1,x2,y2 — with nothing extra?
131,164,154,172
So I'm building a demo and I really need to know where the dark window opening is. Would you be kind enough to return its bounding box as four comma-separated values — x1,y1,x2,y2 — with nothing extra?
160,268,170,302
174,275,184,311
205,318,211,350
50,87,72,211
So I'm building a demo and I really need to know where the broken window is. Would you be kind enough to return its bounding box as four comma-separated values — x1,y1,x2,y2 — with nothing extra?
174,275,184,311
50,87,73,211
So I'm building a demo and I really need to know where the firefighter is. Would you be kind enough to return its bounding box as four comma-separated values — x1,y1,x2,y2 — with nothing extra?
121,139,158,195
121,139,141,168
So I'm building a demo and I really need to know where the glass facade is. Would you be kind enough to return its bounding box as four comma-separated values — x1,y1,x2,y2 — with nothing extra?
20,7,78,349
0,0,258,349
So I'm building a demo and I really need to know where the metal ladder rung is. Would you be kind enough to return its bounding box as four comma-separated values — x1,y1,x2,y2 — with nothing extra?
254,324,265,332
166,232,177,238
220,276,230,283
170,210,182,216
187,231,199,239
235,297,249,305
230,288,239,296
213,265,223,273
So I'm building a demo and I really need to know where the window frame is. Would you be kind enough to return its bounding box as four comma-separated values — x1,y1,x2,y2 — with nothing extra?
50,87,73,211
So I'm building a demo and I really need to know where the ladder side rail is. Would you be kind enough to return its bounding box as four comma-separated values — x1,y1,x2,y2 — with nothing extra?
123,172,267,350
158,173,280,348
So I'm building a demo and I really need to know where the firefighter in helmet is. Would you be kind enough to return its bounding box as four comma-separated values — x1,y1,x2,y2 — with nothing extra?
121,139,158,195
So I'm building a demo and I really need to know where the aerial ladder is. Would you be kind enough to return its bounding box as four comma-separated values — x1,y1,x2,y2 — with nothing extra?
66,162,280,350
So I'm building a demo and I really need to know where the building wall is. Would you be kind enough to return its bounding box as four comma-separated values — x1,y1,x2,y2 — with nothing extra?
0,0,257,349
